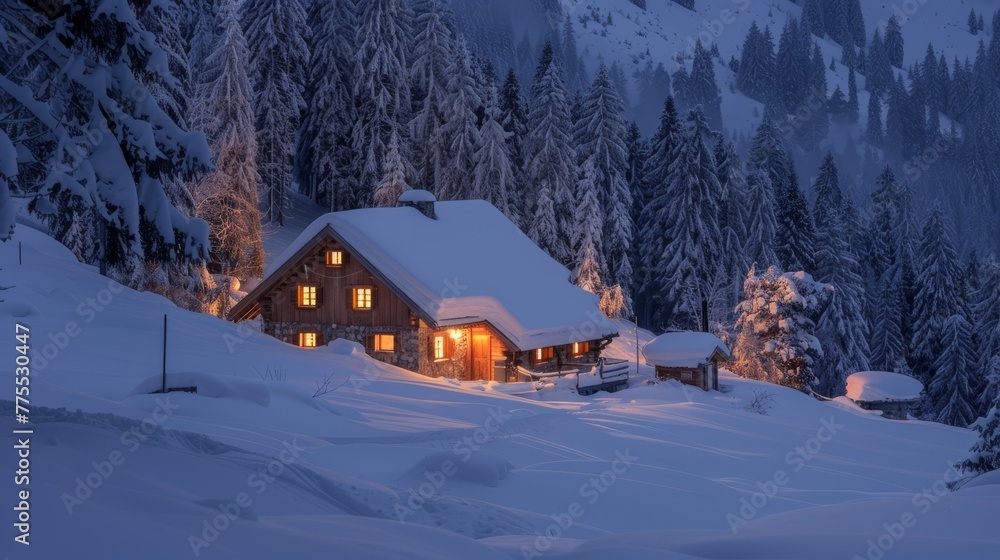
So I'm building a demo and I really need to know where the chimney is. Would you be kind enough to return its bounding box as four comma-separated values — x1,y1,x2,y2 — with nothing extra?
397,189,437,219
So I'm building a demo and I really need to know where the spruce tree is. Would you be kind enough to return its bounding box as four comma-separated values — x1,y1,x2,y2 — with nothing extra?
437,39,481,201
352,0,412,205
963,403,1000,475
911,209,963,381
883,16,904,68
473,79,517,221
373,130,411,207
737,22,774,103
929,314,978,426
847,69,860,123
774,163,816,273
499,69,528,226
525,43,576,264
688,40,723,130
714,139,751,322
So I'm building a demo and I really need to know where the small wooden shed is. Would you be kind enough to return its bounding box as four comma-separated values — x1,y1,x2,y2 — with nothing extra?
642,332,731,391
845,371,923,420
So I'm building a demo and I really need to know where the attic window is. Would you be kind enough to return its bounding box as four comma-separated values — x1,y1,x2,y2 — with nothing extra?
298,285,317,308
353,287,372,309
325,251,343,267
374,334,395,352
299,332,318,348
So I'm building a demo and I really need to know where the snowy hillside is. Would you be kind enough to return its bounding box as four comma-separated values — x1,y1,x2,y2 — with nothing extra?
562,0,997,137
3,226,996,558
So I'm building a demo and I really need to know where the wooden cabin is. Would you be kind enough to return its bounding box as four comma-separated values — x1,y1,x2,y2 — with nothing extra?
641,332,731,391
228,191,618,382
845,371,923,420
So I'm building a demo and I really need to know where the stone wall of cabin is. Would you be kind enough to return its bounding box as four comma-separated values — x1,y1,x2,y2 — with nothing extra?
265,321,420,372
417,326,471,380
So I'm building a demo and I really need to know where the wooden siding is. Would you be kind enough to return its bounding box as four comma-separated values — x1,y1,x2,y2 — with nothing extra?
261,238,413,328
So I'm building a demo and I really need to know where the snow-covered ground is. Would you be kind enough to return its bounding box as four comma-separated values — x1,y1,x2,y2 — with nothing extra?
1,226,996,559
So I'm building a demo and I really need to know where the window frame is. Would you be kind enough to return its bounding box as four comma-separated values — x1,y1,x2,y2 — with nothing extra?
531,346,554,365
297,284,318,308
325,250,344,268
373,333,396,353
433,335,446,360
298,332,319,348
352,286,373,310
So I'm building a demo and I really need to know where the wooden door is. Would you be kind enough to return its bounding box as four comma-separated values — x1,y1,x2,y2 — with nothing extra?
471,334,492,381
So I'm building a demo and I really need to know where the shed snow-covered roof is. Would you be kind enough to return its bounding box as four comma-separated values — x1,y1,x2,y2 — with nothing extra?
845,371,924,403
642,332,731,368
259,200,617,351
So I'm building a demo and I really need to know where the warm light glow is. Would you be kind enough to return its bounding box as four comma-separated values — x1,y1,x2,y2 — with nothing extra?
353,287,372,309
449,329,462,339
326,251,343,267
433,336,446,359
299,332,317,348
298,285,317,307
572,342,580,355
535,348,543,360
374,334,395,352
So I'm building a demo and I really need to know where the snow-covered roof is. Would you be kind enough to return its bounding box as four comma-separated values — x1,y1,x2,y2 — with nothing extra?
397,189,437,203
845,371,924,403
641,332,731,368
257,200,617,351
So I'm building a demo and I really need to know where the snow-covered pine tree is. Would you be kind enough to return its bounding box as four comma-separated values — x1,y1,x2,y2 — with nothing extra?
962,402,1000,475
847,69,860,123
801,0,826,39
774,18,809,117
5,0,213,279
911,208,963,382
436,38,481,201
191,0,264,280
775,163,816,274
812,154,870,395
870,278,908,372
737,21,775,103
373,130,411,207
242,0,309,226
409,0,457,192
499,69,528,227
714,139,751,324
866,90,884,146
562,14,586,93
0,130,16,241
571,157,606,295
352,0,412,205
299,0,358,210
688,40,723,131
576,62,633,318
638,97,683,328
473,79,516,221
929,314,978,426
732,266,831,393
867,29,893,97
883,16,904,68
974,261,1000,413
656,109,724,330
525,42,575,265
744,169,780,270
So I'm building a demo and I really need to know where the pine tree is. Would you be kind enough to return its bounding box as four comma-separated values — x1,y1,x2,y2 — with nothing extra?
657,110,724,330
929,314,978,426
298,0,358,210
499,69,528,226
192,0,264,280
572,158,606,295
575,62,633,317
847,69,860,123
775,163,816,273
714,139,751,321
911,209,963,381
372,130,411,207
562,14,586,93
525,43,576,264
0,130,16,242
437,38,481,201
688,40,724,130
883,15,904,68
353,0,412,205
744,169,780,270
243,0,309,226
974,261,1000,411
969,9,980,35
801,0,826,38
867,29,893,97
638,97,683,328
409,0,457,192
867,90,884,146
732,266,831,393
812,154,870,395
7,0,213,279
737,22,774,103
963,403,1000,475
473,79,517,221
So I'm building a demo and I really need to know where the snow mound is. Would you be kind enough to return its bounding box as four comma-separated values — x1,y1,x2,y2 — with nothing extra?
129,372,272,407
0,297,38,317
412,451,515,488
846,371,924,403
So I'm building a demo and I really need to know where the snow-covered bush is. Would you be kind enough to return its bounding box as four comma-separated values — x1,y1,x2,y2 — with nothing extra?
731,266,831,393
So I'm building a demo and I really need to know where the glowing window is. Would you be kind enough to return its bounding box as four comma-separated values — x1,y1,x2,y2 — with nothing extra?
571,342,590,356
434,336,446,360
326,251,343,267
299,332,318,348
353,287,372,309
298,285,317,307
534,347,554,362
374,334,395,352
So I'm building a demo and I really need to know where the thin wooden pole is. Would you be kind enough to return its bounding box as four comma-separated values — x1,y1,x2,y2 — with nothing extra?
161,314,167,393
18,241,22,265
